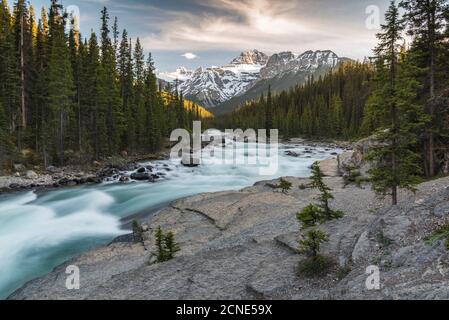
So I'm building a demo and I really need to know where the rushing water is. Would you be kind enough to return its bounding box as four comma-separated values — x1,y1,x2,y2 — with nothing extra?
0,139,342,299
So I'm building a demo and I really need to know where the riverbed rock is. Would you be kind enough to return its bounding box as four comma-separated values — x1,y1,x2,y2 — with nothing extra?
25,170,38,180
9,173,449,300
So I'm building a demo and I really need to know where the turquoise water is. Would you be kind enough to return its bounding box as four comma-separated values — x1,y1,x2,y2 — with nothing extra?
0,141,341,299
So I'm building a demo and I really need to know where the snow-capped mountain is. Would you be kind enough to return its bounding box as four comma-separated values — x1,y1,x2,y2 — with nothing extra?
158,67,193,82
260,50,340,79
172,50,268,108
158,49,345,111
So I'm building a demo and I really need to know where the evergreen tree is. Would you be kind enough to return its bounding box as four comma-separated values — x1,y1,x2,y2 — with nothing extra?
164,231,180,260
367,1,426,205
46,1,74,164
308,162,344,220
265,85,273,134
401,0,448,177
98,6,123,156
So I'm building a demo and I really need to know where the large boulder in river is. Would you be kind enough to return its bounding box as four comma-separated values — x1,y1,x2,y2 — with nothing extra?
130,167,153,181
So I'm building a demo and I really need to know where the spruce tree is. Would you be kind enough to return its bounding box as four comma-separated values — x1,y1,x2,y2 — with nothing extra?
367,1,426,205
46,1,74,165
164,231,180,260
308,162,344,220
401,0,448,177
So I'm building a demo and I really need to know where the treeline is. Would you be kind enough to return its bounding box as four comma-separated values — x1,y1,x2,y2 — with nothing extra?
0,0,204,169
218,0,449,182
218,62,373,139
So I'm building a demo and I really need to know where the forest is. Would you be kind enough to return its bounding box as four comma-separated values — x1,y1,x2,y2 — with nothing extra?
0,0,207,169
217,0,449,190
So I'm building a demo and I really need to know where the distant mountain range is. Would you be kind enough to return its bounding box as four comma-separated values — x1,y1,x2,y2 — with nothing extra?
158,49,349,115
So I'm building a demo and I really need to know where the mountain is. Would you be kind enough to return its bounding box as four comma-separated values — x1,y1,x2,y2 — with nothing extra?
170,50,268,109
158,49,347,114
215,50,345,115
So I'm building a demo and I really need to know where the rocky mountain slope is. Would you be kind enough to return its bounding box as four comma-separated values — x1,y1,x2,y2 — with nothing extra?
9,154,449,300
159,50,345,112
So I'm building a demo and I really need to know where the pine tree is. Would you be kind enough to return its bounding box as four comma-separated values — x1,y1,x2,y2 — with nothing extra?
164,231,180,260
401,0,448,177
297,228,332,277
98,7,122,156
309,162,344,220
46,1,74,165
367,1,426,205
155,226,166,262
132,220,144,244
133,37,145,150
265,85,273,134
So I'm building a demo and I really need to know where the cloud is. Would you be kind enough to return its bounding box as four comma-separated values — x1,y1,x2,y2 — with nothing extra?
181,52,198,60
137,0,386,59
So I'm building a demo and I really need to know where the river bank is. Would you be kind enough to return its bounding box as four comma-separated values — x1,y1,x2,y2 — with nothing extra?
7,143,449,300
9,166,449,300
0,138,346,299
0,152,169,194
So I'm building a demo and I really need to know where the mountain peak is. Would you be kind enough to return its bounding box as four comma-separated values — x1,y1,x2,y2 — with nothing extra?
230,49,268,65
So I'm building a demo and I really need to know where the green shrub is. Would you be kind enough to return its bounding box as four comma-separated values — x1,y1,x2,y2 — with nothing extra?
154,226,181,262
132,220,144,244
278,178,292,193
298,255,334,278
297,204,322,229
298,229,329,258
425,223,449,250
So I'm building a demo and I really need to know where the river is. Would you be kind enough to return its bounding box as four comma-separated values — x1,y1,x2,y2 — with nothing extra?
0,139,342,299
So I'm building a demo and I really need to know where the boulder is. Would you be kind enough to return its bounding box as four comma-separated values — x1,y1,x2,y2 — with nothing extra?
46,166,58,173
284,151,300,157
131,168,152,181
25,170,38,180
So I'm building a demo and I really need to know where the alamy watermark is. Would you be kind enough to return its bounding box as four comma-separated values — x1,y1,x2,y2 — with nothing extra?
170,122,279,176
65,265,80,290
366,5,381,30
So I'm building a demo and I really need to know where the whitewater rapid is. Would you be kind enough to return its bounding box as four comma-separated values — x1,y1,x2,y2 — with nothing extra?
0,140,342,299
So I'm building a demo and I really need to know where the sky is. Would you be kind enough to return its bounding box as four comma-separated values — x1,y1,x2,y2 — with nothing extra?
30,0,390,73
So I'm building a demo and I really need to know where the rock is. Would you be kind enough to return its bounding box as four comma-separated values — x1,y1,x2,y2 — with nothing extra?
130,168,152,181
46,166,58,173
119,176,130,183
25,170,38,180
9,183,21,189
284,151,300,157
8,171,449,301
181,159,200,167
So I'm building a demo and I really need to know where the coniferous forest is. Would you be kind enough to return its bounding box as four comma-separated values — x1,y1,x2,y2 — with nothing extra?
217,0,449,183
0,0,207,169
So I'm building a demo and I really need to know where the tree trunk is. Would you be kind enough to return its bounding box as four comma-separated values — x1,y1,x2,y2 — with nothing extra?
20,12,26,129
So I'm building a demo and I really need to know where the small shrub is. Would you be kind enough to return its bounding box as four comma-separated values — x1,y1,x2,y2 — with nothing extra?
132,220,144,244
376,231,394,248
297,204,322,229
336,264,352,281
298,183,308,190
425,223,449,250
154,226,181,262
298,255,334,278
298,229,329,258
164,231,181,260
278,178,292,193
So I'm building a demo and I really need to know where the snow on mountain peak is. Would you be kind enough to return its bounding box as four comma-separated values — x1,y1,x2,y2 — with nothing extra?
230,49,269,65
160,49,343,109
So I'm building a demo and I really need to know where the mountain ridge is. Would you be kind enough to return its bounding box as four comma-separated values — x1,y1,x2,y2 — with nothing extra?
158,49,347,114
